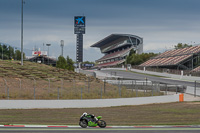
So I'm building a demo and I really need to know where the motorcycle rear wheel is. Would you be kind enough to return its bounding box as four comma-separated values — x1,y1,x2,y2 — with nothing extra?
79,120,88,128
98,120,106,128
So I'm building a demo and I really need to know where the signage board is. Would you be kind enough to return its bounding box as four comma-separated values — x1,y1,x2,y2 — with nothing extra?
74,27,85,34
82,64,94,67
74,16,85,27
32,51,47,56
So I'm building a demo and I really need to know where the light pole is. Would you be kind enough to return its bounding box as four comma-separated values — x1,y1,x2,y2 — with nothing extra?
21,0,25,65
46,44,51,65
1,44,3,60
60,40,64,57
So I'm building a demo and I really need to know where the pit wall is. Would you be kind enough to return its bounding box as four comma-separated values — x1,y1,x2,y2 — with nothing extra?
0,94,181,109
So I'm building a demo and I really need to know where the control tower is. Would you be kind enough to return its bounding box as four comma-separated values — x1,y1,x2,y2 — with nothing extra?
74,16,86,63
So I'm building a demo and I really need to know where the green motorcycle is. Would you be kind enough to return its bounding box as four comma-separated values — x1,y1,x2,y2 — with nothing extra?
79,114,106,128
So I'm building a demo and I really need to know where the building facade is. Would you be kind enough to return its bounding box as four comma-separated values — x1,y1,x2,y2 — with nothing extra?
91,34,143,67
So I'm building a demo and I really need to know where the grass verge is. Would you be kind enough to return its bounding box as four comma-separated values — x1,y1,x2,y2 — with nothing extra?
0,102,199,125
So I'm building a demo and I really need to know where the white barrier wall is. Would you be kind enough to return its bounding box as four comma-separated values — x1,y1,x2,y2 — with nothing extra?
186,86,200,96
0,95,179,109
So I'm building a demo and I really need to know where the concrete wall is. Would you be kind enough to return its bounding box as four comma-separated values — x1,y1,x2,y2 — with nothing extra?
0,95,179,109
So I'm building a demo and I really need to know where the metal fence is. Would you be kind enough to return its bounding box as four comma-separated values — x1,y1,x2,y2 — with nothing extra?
0,76,193,100
106,79,185,96
0,77,104,100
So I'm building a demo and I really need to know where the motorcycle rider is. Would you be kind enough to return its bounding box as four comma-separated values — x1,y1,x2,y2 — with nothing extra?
81,112,98,122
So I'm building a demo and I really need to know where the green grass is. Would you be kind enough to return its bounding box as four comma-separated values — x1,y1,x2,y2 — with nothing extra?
0,102,199,125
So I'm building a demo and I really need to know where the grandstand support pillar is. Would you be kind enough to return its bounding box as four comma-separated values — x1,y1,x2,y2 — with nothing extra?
177,65,180,70
104,79,106,94
192,57,194,70
128,36,133,45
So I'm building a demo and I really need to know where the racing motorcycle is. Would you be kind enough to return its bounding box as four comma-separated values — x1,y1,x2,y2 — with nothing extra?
79,114,106,128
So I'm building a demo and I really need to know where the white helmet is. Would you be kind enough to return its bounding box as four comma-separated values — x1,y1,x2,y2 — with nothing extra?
83,112,87,116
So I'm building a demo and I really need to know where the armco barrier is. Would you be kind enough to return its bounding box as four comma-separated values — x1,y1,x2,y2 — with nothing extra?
0,94,179,109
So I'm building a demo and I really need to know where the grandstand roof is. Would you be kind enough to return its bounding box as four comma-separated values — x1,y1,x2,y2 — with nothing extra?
91,34,142,48
140,45,200,67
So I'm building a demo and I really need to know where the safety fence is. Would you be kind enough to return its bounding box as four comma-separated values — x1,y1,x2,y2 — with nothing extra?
0,77,168,100
106,79,185,96
106,78,200,97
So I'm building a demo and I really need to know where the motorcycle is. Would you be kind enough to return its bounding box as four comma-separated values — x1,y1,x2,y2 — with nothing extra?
79,115,106,128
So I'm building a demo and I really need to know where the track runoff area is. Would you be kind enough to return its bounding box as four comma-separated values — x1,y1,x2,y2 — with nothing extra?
0,125,200,132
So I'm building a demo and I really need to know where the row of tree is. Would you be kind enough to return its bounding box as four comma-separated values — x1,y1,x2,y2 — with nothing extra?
0,44,25,60
174,43,192,49
56,56,74,71
126,49,158,65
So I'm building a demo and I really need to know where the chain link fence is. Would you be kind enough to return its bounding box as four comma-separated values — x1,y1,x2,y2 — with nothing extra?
0,76,191,100
106,79,185,97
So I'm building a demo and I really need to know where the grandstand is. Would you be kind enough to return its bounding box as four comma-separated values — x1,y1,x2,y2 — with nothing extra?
140,45,200,70
91,34,143,67
191,66,200,72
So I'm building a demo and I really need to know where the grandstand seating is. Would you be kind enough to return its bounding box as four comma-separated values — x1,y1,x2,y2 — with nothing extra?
140,55,192,67
155,46,200,59
97,60,125,67
140,46,200,67
191,66,200,72
97,47,132,61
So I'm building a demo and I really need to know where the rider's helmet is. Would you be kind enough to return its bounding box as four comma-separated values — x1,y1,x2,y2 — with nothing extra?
83,112,87,116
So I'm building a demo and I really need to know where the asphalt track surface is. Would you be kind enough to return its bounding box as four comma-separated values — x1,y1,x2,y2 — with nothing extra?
0,127,200,133
1,127,200,133
101,70,200,87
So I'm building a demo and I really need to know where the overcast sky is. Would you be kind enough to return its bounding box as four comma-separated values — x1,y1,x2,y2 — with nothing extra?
1,0,200,61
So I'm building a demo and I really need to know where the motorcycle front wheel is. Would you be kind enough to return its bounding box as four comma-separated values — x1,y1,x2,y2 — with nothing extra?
79,120,88,128
98,120,106,128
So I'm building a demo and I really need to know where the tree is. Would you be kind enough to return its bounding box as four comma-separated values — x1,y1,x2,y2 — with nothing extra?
14,50,25,60
56,56,74,71
0,44,25,60
8,46,14,59
128,49,135,56
56,56,68,69
66,56,74,71
174,43,192,49
126,52,158,65
15,50,21,60
82,61,95,64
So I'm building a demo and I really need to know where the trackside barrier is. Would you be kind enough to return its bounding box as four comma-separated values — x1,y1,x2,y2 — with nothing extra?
0,94,179,109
